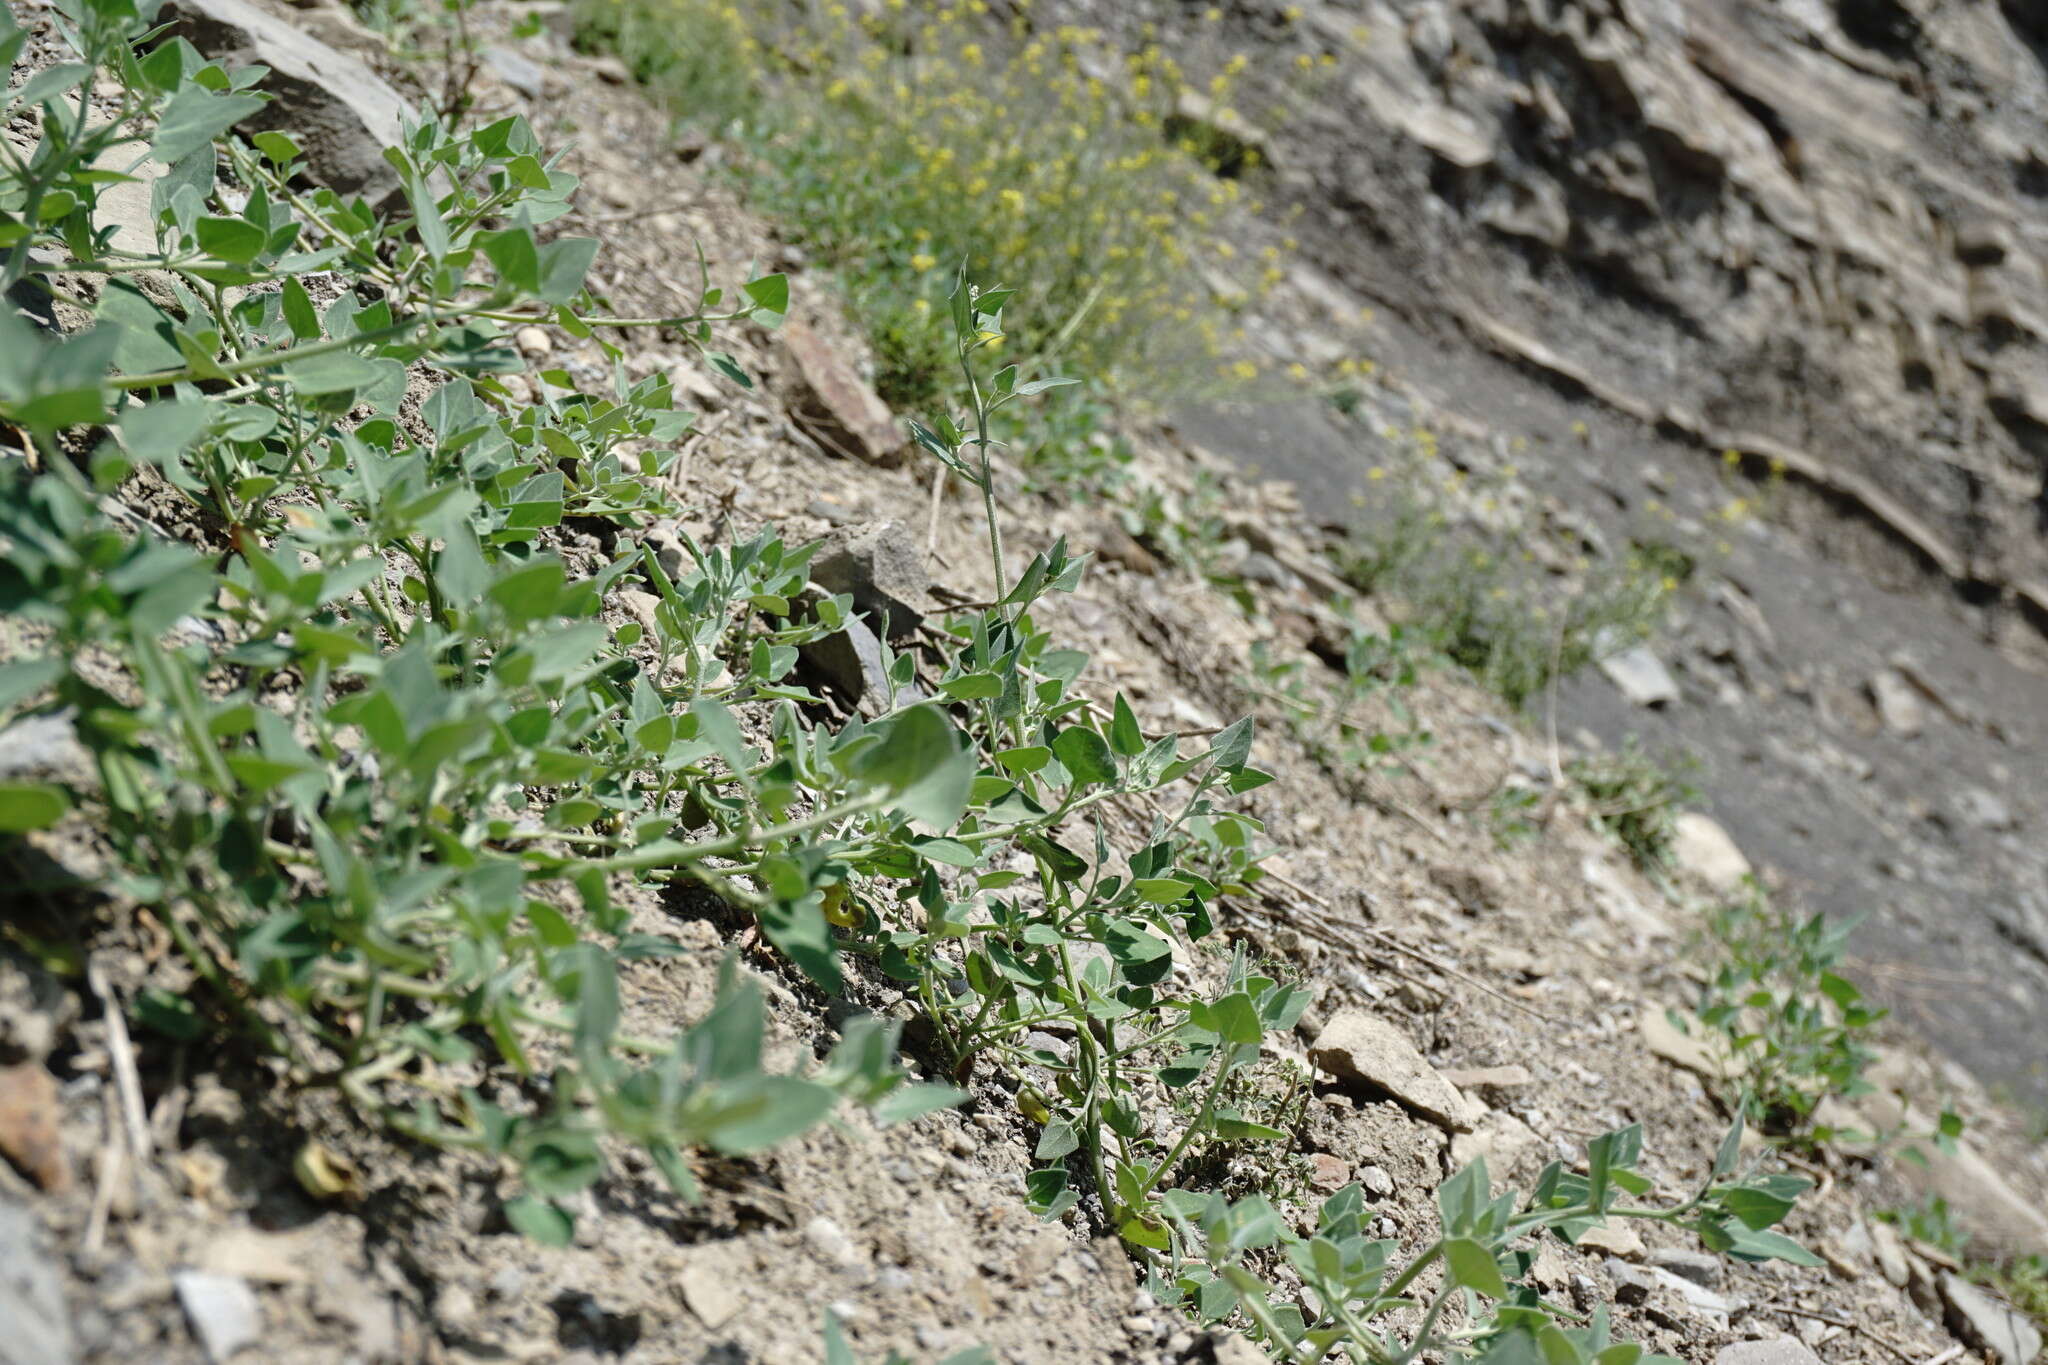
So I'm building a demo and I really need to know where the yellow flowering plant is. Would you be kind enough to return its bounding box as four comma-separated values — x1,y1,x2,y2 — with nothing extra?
576,0,1287,409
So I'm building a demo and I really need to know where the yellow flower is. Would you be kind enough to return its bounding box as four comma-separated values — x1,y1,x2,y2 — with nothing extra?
911,252,937,272
1368,466,1386,480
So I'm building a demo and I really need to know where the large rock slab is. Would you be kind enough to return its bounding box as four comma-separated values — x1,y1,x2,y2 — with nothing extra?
1941,1273,2042,1365
1308,1010,1475,1132
809,521,929,639
168,0,409,200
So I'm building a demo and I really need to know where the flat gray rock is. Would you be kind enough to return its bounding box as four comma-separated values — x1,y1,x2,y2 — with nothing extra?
1308,1010,1475,1132
1669,813,1751,893
1714,1338,1823,1365
174,1271,262,1364
1649,1245,1723,1288
0,1200,73,1365
1599,645,1680,707
810,521,929,639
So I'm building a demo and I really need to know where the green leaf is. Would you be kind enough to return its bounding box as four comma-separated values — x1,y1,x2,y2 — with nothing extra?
0,783,71,832
281,350,384,396
690,1074,838,1153
1119,1216,1170,1251
14,63,90,108
1210,1113,1288,1141
1051,725,1116,787
251,131,300,163
742,272,789,316
1013,376,1080,396
1035,1118,1080,1160
502,1195,574,1246
1437,1159,1490,1236
536,236,599,304
756,892,842,995
1711,1113,1744,1179
150,87,266,164
134,987,204,1042
1444,1237,1509,1298
1200,991,1264,1046
823,1311,856,1365
405,170,449,261
562,943,619,1062
1720,1178,1806,1231
704,351,752,389
847,704,972,828
195,215,266,264
1207,717,1254,772
1131,877,1193,906
1109,693,1144,756
873,1083,967,1126
1721,1225,1821,1266
939,672,1004,700
0,658,63,711
480,226,540,293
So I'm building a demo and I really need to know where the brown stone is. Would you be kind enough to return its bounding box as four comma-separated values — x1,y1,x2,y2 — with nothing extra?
0,1062,67,1192
1307,1153,1350,1193
1308,1011,1476,1132
781,320,905,465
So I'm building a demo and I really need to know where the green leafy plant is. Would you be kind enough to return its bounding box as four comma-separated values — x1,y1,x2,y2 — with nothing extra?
1486,784,1543,851
1245,624,1434,785
1161,1116,1814,1363
1,0,954,1241
1685,886,1882,1134
2,13,1828,1352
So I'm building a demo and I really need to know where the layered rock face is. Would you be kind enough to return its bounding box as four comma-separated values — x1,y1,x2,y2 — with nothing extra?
1070,0,2048,621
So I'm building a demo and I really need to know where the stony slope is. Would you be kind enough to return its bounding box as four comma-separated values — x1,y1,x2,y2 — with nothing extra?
1018,0,2048,1114
1,2,2045,1364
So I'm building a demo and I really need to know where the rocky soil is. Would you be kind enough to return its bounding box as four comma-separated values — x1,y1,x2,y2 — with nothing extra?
1028,0,2048,1114
2,1,2047,1363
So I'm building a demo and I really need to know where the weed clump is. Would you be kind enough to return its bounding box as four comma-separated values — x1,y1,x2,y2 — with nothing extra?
1688,886,1884,1133
1335,454,1677,710
1568,740,1697,873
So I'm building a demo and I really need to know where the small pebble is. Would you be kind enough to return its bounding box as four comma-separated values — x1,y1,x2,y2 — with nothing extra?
515,325,552,357
804,1216,868,1272
173,1271,261,1364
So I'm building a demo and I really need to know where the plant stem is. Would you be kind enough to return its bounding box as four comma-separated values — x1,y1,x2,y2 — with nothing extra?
958,336,1006,603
